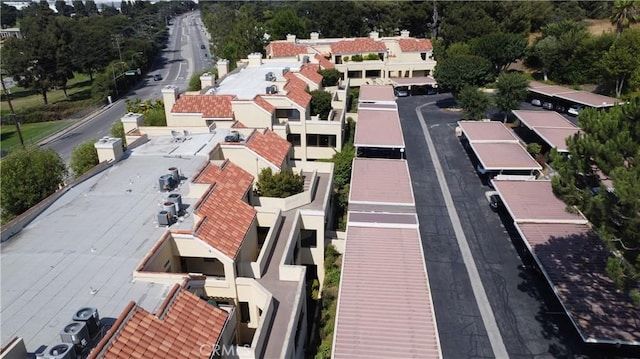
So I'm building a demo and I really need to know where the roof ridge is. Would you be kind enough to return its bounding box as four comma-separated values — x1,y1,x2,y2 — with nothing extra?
87,302,139,359
155,283,181,319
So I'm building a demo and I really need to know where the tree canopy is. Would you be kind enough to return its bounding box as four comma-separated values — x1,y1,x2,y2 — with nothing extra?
469,33,527,74
433,55,494,96
70,140,99,178
256,168,304,198
457,86,491,120
310,90,332,120
0,147,67,222
495,72,529,121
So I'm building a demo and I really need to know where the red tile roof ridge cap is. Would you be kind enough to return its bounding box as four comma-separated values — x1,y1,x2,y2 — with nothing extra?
87,301,138,359
154,283,181,319
136,231,173,271
193,160,213,183
194,184,216,212
244,129,259,144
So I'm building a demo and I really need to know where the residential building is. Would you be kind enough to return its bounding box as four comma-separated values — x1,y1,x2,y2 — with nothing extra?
266,31,436,87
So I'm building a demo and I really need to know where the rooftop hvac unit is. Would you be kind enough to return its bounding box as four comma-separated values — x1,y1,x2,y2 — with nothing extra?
282,67,290,75
265,72,275,81
163,201,177,218
266,86,275,94
60,321,90,350
302,55,310,63
158,174,174,192
72,307,100,337
168,193,183,214
45,343,76,359
158,211,172,226
168,167,180,182
269,85,278,94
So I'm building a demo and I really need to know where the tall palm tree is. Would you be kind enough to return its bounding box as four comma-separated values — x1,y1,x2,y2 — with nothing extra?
610,0,640,35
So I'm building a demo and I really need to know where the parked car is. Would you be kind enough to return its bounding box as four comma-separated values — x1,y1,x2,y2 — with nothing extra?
484,191,503,211
200,44,206,49
153,74,162,81
542,102,554,110
555,104,567,113
568,105,583,116
225,131,242,142
426,87,438,95
394,86,409,97
531,98,542,106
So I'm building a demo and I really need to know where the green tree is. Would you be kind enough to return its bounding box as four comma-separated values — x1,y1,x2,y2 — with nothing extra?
531,36,561,82
1,3,19,28
70,140,100,178
444,42,471,59
85,1,99,16
610,0,640,35
433,55,494,96
319,69,341,87
599,29,640,97
72,0,87,17
469,33,527,74
332,141,355,189
110,120,126,145
310,90,332,120
188,69,217,91
495,72,529,121
256,168,304,198
265,8,308,40
457,86,491,120
56,0,73,17
0,147,68,222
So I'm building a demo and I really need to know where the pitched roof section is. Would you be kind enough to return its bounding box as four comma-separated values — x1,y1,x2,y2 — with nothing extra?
193,161,255,259
172,95,236,119
90,287,228,359
330,38,387,54
315,54,335,69
266,41,308,57
253,95,276,114
299,63,323,86
284,71,308,92
246,128,291,168
287,89,312,108
398,38,433,52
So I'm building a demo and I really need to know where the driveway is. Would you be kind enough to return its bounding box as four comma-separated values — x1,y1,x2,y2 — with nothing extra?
397,94,586,358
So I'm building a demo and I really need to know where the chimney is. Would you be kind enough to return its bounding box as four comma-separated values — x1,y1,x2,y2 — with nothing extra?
120,113,144,134
400,30,410,38
369,31,379,40
200,72,215,89
161,86,179,122
286,33,296,43
94,137,123,163
310,32,319,41
217,59,229,78
247,53,263,68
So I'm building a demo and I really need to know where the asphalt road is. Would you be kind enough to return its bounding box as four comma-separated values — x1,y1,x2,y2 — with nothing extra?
42,11,212,162
398,95,588,358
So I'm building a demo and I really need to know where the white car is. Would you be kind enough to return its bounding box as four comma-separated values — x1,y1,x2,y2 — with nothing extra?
568,105,583,116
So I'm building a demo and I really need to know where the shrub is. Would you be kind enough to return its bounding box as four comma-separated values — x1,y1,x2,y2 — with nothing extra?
526,143,542,157
70,140,99,178
256,168,304,198
342,56,349,62
351,54,363,62
310,89,333,120
318,68,341,87
365,53,380,60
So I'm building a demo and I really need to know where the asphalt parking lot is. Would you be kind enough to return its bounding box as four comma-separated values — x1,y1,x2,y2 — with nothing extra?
396,94,589,358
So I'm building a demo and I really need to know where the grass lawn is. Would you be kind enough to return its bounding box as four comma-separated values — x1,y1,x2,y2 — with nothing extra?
1,73,93,113
0,120,74,153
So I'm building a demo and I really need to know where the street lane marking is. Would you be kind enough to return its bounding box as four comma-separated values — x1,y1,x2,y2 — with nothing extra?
415,102,510,359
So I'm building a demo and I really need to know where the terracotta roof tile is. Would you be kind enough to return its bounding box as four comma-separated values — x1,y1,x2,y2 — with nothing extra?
253,95,276,114
315,54,335,69
231,120,246,128
330,38,387,54
193,161,255,259
299,63,323,86
266,41,308,57
398,38,433,52
172,95,236,119
246,129,291,168
287,89,312,108
94,289,228,359
283,71,308,92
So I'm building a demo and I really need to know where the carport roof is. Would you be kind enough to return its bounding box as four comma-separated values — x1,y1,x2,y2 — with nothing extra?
390,76,437,86
533,127,581,153
358,85,396,103
492,180,587,224
470,142,542,171
512,110,578,129
517,222,640,344
528,81,621,108
458,121,520,143
333,226,441,359
354,109,404,148
349,158,414,206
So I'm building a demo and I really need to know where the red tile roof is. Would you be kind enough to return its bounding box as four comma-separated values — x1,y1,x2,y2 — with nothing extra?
253,95,275,114
283,71,308,92
266,41,308,57
398,38,433,52
89,286,228,359
330,38,387,54
315,54,335,69
299,63,323,86
246,129,291,168
231,120,246,128
193,161,255,259
172,95,236,119
287,89,312,108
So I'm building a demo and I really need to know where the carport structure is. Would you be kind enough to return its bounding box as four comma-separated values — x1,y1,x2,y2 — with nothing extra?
492,179,640,346
389,76,438,95
528,81,622,109
458,121,541,175
356,85,405,159
512,110,581,153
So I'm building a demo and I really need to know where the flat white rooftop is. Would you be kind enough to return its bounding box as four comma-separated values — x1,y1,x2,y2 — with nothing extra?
0,133,223,351
209,61,301,100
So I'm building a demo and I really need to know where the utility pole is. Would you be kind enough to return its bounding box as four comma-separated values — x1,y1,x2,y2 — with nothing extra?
0,70,24,148
111,34,123,62
432,0,438,40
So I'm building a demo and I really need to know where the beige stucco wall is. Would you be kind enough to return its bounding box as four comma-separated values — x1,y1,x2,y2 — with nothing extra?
231,102,273,128
220,145,279,178
167,112,207,128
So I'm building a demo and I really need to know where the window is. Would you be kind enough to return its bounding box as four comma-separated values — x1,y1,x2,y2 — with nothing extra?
276,108,300,120
287,133,301,146
306,134,336,148
239,302,250,323
300,229,317,247
421,52,427,61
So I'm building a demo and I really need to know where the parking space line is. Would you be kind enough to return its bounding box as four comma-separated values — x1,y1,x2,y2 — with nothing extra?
415,102,510,359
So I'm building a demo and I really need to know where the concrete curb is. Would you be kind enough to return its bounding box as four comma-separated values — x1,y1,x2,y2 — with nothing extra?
37,102,116,146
